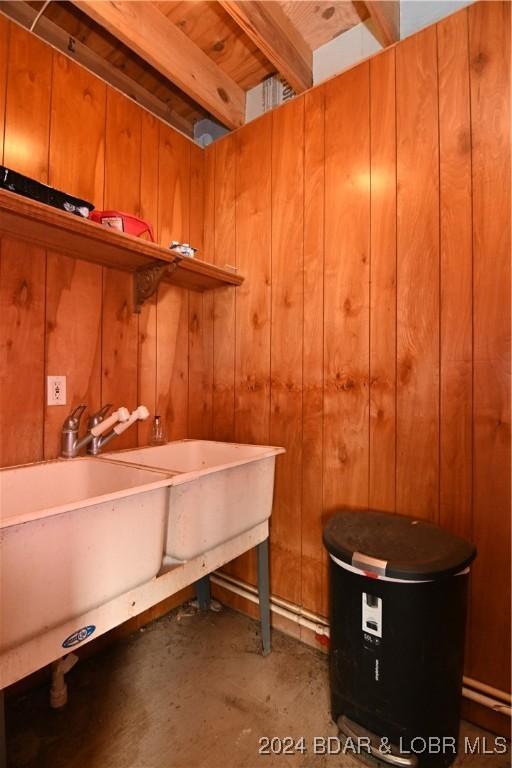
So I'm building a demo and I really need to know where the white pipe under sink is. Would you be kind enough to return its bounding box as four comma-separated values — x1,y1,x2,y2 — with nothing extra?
210,572,329,636
50,654,78,708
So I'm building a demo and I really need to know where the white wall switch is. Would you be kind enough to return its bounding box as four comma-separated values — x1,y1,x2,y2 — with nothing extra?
47,375,67,406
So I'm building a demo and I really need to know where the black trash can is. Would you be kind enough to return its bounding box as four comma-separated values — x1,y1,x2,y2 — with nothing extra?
323,510,476,768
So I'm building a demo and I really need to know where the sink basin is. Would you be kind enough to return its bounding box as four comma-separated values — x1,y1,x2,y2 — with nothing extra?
0,457,174,651
0,456,175,527
104,440,285,560
106,439,282,477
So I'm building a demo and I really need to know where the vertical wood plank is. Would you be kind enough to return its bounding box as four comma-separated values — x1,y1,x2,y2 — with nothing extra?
157,124,190,248
102,90,142,448
270,98,304,604
0,15,8,162
138,111,160,446
140,112,159,234
188,143,213,439
189,144,205,253
438,10,473,540
369,48,397,512
396,27,440,520
212,135,237,442
302,86,326,616
156,283,189,441
234,115,272,447
203,144,215,262
4,24,52,183
1,22,50,469
231,115,272,585
138,293,157,446
469,0,511,689
156,124,190,440
324,62,370,514
101,270,139,448
0,239,46,466
104,89,142,215
49,52,106,206
45,52,105,460
44,254,102,459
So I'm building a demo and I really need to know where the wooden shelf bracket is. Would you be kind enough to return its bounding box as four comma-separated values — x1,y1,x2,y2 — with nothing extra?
134,260,179,313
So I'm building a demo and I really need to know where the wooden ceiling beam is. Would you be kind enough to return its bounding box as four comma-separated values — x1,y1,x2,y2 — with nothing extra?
218,0,312,94
364,1,400,47
71,0,246,129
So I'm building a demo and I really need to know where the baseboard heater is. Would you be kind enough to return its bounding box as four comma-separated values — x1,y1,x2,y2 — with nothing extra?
211,571,511,718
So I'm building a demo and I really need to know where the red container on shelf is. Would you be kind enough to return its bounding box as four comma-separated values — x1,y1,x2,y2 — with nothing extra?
89,210,154,241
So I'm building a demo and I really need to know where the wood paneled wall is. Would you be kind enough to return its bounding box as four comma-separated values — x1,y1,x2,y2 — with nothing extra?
0,18,207,465
203,1,511,701
0,2,510,729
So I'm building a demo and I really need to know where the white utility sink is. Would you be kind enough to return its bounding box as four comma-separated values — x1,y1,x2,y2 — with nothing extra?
104,440,285,561
0,457,174,651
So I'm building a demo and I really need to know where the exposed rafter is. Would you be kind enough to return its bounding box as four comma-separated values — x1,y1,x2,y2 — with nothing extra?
71,0,246,129
218,0,312,94
364,1,400,47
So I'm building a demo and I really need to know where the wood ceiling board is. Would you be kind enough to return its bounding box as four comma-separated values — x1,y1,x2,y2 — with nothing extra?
280,1,369,49
72,0,245,128
156,1,275,89
364,1,399,46
219,0,312,93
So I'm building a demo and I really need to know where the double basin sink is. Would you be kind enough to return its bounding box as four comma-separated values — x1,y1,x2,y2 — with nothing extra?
0,440,284,651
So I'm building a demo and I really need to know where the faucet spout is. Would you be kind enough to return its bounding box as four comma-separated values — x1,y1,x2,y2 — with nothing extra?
87,406,130,456
73,431,95,454
95,429,118,451
61,405,88,459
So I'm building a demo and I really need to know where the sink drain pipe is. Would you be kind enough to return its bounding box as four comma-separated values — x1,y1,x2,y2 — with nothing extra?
211,571,511,717
50,653,79,709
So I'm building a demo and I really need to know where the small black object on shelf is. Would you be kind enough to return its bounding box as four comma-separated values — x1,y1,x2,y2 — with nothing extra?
0,166,94,217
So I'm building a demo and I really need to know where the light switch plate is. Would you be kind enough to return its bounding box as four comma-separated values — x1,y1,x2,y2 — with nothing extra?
47,375,67,406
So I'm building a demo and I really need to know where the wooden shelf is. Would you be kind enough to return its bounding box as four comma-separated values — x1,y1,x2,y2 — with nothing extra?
0,188,243,294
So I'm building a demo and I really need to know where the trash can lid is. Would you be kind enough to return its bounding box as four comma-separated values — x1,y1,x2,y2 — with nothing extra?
323,510,476,580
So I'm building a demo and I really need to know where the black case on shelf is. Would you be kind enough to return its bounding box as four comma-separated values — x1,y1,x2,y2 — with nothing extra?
0,166,94,217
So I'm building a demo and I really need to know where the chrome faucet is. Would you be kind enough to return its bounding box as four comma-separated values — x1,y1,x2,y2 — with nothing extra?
61,403,149,458
87,404,130,455
61,403,128,458
61,404,92,459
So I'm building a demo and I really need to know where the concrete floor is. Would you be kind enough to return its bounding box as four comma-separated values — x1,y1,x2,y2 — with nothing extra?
5,605,510,768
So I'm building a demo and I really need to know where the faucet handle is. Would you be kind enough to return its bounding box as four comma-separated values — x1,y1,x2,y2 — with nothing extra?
63,404,86,431
96,403,112,419
90,406,130,437
88,403,112,428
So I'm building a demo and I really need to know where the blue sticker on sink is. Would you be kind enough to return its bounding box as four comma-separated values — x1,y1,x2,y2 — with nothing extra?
62,625,96,648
